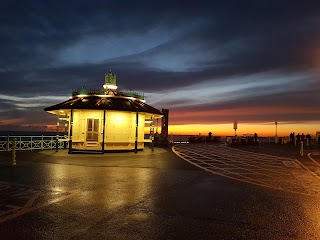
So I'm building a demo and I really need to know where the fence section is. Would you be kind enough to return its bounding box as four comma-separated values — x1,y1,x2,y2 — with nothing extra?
0,134,288,151
169,135,278,144
0,136,68,152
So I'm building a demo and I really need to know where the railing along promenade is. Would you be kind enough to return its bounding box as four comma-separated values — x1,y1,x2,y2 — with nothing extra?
0,135,68,152
169,135,279,144
0,134,291,152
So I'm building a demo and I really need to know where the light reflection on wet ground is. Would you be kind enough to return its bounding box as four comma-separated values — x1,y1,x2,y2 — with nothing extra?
0,147,320,239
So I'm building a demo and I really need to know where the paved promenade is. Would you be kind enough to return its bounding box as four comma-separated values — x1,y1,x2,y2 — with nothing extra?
0,144,320,239
173,143,320,196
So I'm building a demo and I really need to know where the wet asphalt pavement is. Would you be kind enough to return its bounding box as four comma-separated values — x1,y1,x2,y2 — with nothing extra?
0,144,320,239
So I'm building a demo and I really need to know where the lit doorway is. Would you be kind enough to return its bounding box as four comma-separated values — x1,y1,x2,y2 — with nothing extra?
86,118,99,142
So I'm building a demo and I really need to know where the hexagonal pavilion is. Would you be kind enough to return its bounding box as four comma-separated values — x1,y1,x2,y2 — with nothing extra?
44,70,164,153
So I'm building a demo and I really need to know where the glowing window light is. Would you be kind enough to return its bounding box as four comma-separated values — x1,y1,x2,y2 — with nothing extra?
125,96,146,103
103,84,118,90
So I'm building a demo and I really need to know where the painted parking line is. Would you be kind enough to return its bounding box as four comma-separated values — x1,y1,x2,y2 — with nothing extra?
173,144,320,196
0,182,72,223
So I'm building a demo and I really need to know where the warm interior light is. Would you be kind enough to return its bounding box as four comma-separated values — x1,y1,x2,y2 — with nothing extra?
103,84,118,90
113,114,127,125
126,96,146,103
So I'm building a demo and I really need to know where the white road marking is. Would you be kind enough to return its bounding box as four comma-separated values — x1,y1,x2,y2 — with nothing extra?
173,144,320,196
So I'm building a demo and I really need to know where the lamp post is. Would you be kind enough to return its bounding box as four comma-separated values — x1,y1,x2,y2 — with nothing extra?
275,121,278,144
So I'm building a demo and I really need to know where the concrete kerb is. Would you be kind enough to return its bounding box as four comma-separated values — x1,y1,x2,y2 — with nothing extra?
307,152,320,168
295,159,320,182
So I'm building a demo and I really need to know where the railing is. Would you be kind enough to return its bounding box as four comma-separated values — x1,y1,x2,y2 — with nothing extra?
0,135,296,151
0,136,68,152
169,135,280,144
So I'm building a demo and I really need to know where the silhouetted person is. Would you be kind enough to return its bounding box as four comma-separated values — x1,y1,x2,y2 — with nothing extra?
290,132,295,143
297,133,301,142
254,133,258,144
301,133,305,142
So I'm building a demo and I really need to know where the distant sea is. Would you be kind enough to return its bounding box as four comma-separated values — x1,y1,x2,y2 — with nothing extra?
0,131,57,136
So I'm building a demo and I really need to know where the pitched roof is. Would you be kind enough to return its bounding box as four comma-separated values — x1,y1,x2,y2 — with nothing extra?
44,95,163,115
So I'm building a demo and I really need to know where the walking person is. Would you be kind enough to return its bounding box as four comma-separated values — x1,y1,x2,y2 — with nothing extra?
297,133,301,143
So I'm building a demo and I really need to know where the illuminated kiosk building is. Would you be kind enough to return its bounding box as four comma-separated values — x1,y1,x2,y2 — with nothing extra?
44,70,166,153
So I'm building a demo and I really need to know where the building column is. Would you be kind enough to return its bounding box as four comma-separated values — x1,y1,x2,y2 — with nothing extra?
161,109,169,146
134,112,139,153
56,112,60,152
68,109,73,154
150,115,154,151
102,109,106,154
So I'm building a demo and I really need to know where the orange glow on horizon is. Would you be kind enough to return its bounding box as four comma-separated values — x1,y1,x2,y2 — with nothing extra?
2,121,319,138
165,122,320,137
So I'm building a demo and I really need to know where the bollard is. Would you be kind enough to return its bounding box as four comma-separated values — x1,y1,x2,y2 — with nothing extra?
300,141,303,157
12,138,16,165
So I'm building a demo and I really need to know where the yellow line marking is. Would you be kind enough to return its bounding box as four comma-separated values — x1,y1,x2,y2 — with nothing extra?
176,146,293,175
296,159,320,182
307,153,320,168
24,193,39,208
172,145,320,197
0,193,73,223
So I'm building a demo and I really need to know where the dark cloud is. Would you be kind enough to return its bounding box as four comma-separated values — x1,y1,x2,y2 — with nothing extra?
0,1,319,130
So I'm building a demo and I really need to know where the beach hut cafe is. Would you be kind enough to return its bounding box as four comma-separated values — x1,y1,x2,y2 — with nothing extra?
44,70,165,153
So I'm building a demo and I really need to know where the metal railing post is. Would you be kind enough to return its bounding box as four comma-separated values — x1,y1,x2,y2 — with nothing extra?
56,136,58,150
41,135,44,150
12,138,16,165
6,136,9,152
31,136,33,151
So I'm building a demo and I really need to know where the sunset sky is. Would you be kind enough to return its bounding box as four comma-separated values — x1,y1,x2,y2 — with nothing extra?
0,1,319,136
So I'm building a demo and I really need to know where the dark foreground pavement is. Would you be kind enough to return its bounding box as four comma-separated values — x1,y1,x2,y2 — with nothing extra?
0,146,320,239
